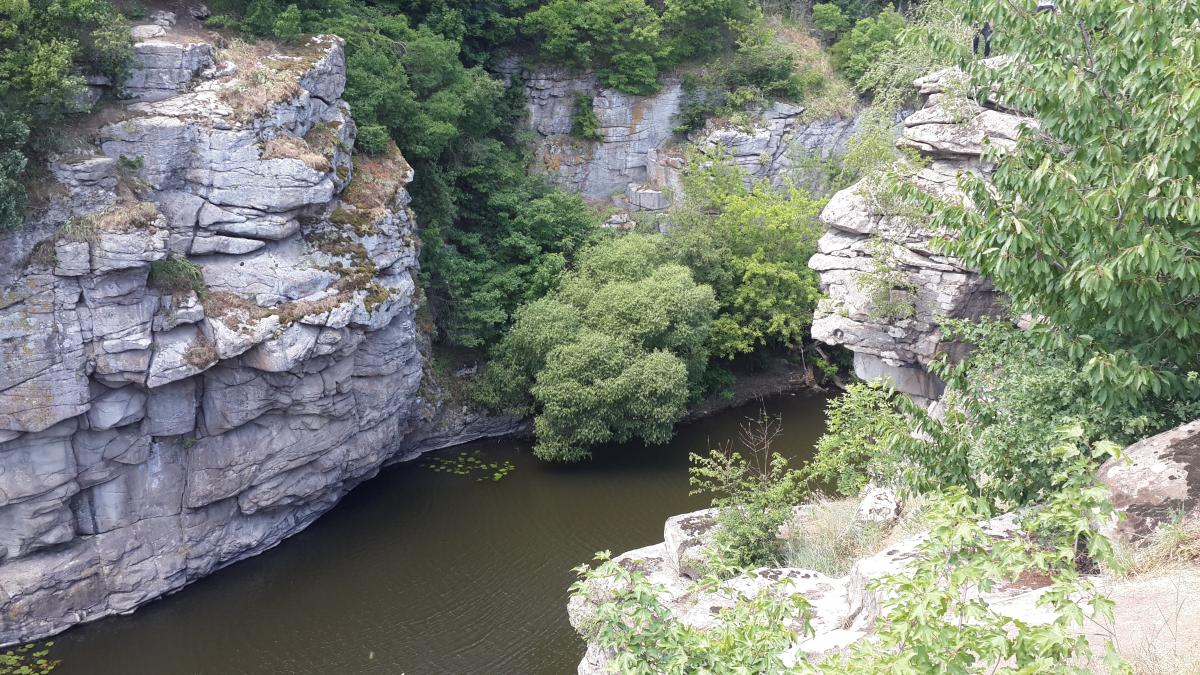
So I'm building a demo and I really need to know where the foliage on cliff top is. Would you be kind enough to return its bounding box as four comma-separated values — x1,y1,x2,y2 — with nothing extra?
0,0,132,230
670,153,825,359
210,0,604,349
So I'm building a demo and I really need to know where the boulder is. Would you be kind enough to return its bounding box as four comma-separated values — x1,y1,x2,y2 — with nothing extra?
856,485,902,525
1099,419,1200,540
663,507,718,579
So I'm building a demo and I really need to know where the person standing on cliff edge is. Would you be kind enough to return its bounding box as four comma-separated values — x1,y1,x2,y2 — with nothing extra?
973,21,994,58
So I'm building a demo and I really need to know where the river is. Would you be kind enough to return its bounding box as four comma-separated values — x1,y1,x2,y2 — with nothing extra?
52,391,830,674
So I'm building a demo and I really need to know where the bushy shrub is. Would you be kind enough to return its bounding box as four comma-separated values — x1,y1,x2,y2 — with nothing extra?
690,412,806,571
811,3,850,38
148,256,206,296
570,93,601,141
806,381,905,496
0,114,30,231
523,0,668,94
830,6,906,85
353,124,390,155
0,0,132,229
671,153,825,359
272,4,302,41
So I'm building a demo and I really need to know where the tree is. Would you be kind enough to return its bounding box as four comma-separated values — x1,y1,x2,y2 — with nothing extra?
522,0,669,94
532,332,690,462
811,3,850,39
829,6,906,85
672,154,825,359
0,0,131,229
662,0,756,63
272,4,302,41
482,235,717,461
933,0,1200,407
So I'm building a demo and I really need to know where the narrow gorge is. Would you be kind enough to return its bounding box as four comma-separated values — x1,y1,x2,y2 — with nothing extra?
0,10,858,651
4,1,1200,673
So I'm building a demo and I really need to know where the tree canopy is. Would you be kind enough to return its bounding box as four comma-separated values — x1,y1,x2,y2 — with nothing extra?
934,0,1200,407
480,234,717,461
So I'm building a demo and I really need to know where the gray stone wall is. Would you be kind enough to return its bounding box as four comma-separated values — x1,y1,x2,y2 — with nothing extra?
0,29,518,645
515,63,868,209
808,64,1022,404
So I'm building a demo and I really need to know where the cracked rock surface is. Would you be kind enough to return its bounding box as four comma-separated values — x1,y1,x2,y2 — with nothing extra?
808,66,1024,403
0,29,520,645
510,61,869,211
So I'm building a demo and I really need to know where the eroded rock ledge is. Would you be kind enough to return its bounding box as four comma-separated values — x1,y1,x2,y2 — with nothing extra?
808,64,1025,403
0,24,519,644
572,416,1200,673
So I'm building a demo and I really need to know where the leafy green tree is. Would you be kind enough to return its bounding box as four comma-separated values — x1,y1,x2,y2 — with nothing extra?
805,381,905,496
829,6,906,85
533,331,690,462
571,551,810,675
0,0,131,229
523,0,668,94
690,412,806,570
0,113,30,231
482,235,716,461
672,154,825,359
662,0,756,62
241,0,280,35
931,0,1200,408
272,4,302,41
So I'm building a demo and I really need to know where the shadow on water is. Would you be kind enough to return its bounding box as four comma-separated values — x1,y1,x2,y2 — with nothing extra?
52,391,830,675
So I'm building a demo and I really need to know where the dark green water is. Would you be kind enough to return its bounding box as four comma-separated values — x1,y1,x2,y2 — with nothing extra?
53,392,829,675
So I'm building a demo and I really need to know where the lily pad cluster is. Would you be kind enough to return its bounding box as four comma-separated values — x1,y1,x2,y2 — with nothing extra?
423,450,515,482
1,642,59,675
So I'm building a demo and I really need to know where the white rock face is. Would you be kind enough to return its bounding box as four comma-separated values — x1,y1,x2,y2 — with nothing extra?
808,69,1028,403
0,30,521,646
512,61,870,209
1098,419,1200,540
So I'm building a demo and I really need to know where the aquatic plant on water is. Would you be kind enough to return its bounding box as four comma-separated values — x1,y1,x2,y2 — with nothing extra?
422,449,515,482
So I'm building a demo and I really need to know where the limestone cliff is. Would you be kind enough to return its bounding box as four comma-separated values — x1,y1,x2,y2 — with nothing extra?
807,64,1024,403
512,63,866,210
0,21,518,644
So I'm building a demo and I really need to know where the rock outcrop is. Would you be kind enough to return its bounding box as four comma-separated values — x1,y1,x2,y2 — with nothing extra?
570,503,1052,673
0,27,519,645
514,63,866,210
808,64,1023,403
1099,419,1200,540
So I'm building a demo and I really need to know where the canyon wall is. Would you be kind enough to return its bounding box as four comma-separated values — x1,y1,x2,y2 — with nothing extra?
0,22,518,645
512,63,866,211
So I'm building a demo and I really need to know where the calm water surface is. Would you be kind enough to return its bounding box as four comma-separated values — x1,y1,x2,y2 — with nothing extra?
54,392,829,674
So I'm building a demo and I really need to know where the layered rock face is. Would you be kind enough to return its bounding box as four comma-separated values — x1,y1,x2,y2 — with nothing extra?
808,67,1025,403
0,26,516,645
515,64,865,210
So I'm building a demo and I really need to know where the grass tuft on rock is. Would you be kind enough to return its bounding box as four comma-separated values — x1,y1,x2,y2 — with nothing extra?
149,256,206,296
